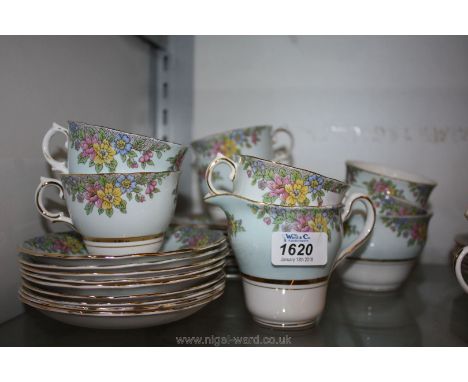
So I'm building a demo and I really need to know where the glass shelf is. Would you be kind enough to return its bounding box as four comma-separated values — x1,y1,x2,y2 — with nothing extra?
0,264,466,346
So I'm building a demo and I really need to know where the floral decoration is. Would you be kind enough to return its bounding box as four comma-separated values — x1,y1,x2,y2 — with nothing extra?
170,226,223,249
363,178,404,199
346,166,362,184
408,182,433,208
22,232,87,255
248,204,340,240
380,216,428,247
191,126,266,160
69,122,183,172
226,212,246,237
241,157,348,207
371,195,424,217
63,172,172,217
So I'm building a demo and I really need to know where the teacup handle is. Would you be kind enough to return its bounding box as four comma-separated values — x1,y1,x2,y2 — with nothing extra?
455,247,468,294
332,193,376,271
205,153,237,195
42,123,69,174
35,176,74,226
272,127,294,163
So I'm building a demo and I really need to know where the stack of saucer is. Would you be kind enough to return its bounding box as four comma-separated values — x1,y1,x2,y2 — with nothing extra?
18,226,227,329
339,160,437,292
204,154,376,329
172,214,240,278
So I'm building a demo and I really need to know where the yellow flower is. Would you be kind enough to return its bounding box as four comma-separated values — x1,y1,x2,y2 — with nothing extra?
284,179,309,206
221,138,239,157
97,183,122,210
64,236,84,253
93,139,116,165
308,214,329,234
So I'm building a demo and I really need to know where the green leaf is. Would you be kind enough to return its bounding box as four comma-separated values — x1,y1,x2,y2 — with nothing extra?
98,208,104,215
141,162,146,169
95,163,103,173
105,208,113,218
84,203,94,215
99,177,106,187
149,193,154,199
156,151,162,159
107,159,118,172
127,193,133,201
128,150,137,158
120,154,127,162
147,160,155,166
98,130,106,141
78,155,88,164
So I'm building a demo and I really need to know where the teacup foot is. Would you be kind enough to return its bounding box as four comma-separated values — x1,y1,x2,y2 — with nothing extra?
338,258,416,292
242,275,328,330
83,233,165,256
253,316,317,330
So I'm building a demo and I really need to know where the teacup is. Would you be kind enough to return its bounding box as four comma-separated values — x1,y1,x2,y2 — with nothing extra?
346,160,436,208
43,121,187,174
338,212,432,291
206,154,349,207
191,125,294,221
204,192,375,328
35,171,180,255
347,184,428,216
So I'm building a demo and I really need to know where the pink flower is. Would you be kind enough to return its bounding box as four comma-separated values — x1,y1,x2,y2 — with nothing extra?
85,182,102,206
80,135,99,160
374,181,389,194
267,175,291,201
139,150,153,163
146,180,157,194
252,132,258,144
263,217,272,225
294,215,312,232
211,141,223,156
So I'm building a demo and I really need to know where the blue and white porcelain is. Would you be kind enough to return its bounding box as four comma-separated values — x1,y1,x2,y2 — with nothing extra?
42,121,187,174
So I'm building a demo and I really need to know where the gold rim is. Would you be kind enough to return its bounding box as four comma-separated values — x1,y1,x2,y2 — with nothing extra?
69,121,185,148
82,233,164,243
18,242,229,272
19,283,225,312
345,257,417,263
240,154,348,187
21,264,225,288
204,192,344,210
18,236,227,260
346,160,437,186
19,249,229,278
241,273,328,285
19,289,224,317
191,125,271,148
21,272,225,301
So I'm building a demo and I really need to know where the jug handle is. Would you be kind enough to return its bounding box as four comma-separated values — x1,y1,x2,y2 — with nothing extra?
205,153,237,195
332,193,376,272
42,123,69,174
455,247,468,294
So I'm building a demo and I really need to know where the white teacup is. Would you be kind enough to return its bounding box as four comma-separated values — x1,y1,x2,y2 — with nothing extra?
35,172,180,255
43,121,187,174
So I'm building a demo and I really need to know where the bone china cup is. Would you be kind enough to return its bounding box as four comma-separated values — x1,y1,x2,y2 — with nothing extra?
204,192,376,328
346,160,436,209
42,121,187,174
191,125,294,221
207,154,349,207
35,171,180,255
338,212,432,291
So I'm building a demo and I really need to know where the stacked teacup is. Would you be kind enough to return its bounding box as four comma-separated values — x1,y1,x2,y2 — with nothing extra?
338,160,436,292
37,121,188,255
452,209,468,294
191,125,294,222
21,121,229,329
204,154,376,329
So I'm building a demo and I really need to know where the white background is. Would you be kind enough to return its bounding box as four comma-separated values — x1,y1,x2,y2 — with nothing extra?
193,35,468,264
